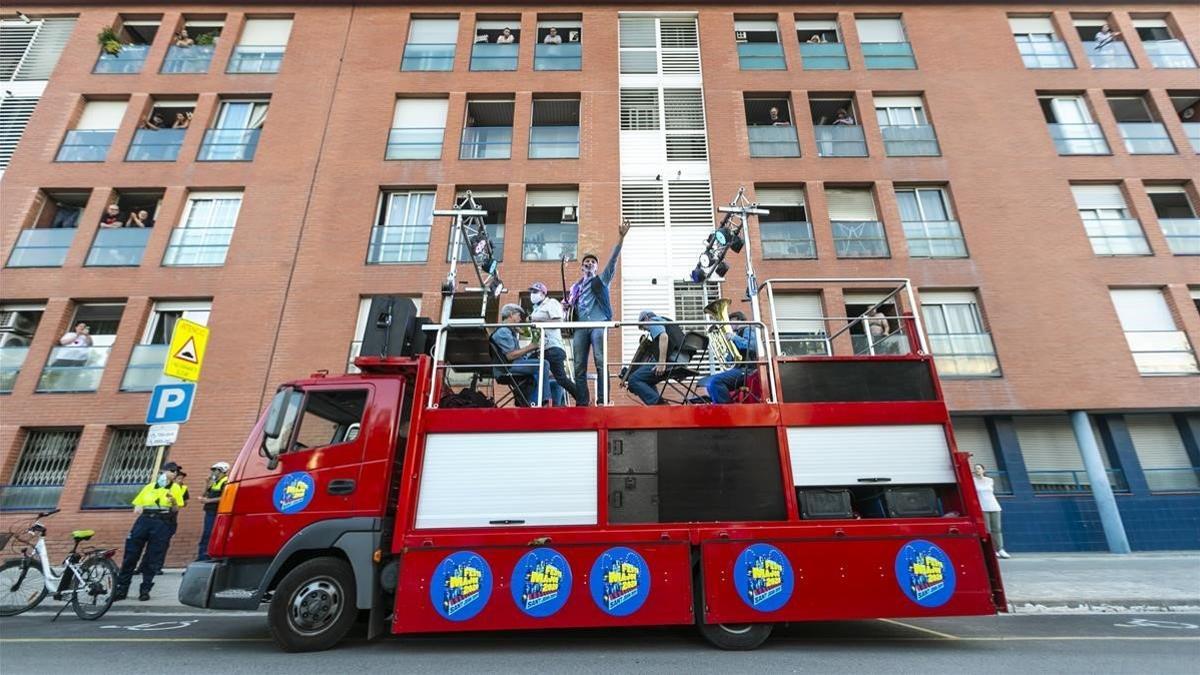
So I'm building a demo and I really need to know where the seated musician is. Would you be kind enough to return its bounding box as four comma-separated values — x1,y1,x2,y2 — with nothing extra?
491,303,555,405
624,310,676,405
699,311,757,404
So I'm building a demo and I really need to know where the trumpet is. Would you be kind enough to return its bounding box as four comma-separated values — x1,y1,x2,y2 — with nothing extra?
705,298,742,363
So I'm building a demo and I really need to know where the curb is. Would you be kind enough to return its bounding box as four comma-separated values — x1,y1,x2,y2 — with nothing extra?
1007,600,1200,614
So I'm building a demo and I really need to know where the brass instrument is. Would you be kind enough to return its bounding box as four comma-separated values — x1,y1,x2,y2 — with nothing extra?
619,334,656,387
704,298,743,363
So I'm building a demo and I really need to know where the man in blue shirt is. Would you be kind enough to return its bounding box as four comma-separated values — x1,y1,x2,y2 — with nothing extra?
623,310,674,405
565,218,631,405
699,311,758,404
491,304,554,405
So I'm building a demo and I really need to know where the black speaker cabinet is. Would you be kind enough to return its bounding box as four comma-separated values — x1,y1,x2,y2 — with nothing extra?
797,488,853,519
359,296,419,358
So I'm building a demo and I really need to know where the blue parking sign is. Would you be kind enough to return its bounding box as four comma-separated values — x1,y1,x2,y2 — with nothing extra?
146,383,196,425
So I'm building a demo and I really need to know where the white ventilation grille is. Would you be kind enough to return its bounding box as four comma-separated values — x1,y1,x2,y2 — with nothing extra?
0,96,38,169
620,89,660,130
659,18,699,48
665,135,707,161
0,23,37,81
620,181,666,226
14,18,74,81
667,180,714,227
663,89,704,129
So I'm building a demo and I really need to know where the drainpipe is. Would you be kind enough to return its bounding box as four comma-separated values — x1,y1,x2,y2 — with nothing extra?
1069,410,1131,554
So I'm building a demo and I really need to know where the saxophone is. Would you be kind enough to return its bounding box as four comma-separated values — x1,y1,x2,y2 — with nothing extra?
705,298,742,364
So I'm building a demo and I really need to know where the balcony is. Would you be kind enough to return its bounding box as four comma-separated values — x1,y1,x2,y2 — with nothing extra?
1143,40,1197,68
814,125,867,157
460,127,512,159
760,221,816,259
55,130,115,162
367,225,430,264
84,227,151,267
228,45,285,73
800,42,848,69
928,333,1001,377
852,333,912,356
1083,40,1135,68
36,345,110,393
529,126,580,159
902,220,967,258
535,43,581,70
1124,330,1200,375
1184,123,1200,153
402,43,455,71
386,128,444,160
831,221,889,258
120,344,183,391
81,483,143,509
1047,123,1110,155
197,128,261,161
880,124,940,156
737,42,786,70
1082,218,1150,256
93,44,149,73
0,485,62,511
163,227,234,266
1028,468,1129,494
0,347,29,393
748,126,800,157
1117,122,1175,154
126,128,186,162
1159,218,1200,255
861,42,916,69
6,229,75,268
522,222,578,261
161,44,215,73
1017,40,1074,68
470,43,518,71
1143,467,1200,493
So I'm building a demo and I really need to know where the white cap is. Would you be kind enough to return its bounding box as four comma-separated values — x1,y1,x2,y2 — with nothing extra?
211,461,231,472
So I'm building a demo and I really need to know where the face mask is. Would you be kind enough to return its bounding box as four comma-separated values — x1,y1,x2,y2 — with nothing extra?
531,292,546,304
157,473,169,488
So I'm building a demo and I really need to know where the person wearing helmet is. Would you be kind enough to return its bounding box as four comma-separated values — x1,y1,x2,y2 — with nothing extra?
196,461,231,561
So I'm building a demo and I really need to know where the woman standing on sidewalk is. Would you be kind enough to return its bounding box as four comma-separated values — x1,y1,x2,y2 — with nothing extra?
974,463,1011,559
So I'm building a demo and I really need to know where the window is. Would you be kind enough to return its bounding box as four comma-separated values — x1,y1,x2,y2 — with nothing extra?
387,98,447,160
163,191,242,266
875,95,940,156
756,186,813,259
93,18,157,74
826,187,887,257
1015,416,1120,493
1009,16,1074,68
529,98,580,159
161,19,222,73
1110,288,1199,375
620,88,660,130
795,17,846,69
810,97,866,157
843,291,909,356
920,290,1000,377
471,18,519,71
229,17,292,73
1170,92,1200,153
1073,17,1134,68
368,190,434,263
126,99,195,162
1147,185,1199,255
1,429,80,511
535,16,581,70
1134,18,1196,68
1107,95,1174,154
771,292,827,355
57,100,126,162
291,390,369,452
524,188,578,261
449,190,505,262
618,15,699,76
745,96,799,157
951,417,1010,493
83,428,165,509
6,189,89,268
199,99,267,161
1125,414,1200,492
896,186,965,258
1039,95,1109,155
1,16,75,172
1071,185,1150,256
855,17,915,69
735,18,785,70
121,300,212,391
347,296,423,372
0,303,43,393
402,18,458,71
84,189,161,267
461,98,513,159
663,88,707,161
37,303,123,393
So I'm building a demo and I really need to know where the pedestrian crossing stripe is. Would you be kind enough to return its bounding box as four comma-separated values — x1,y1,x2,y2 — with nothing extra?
173,338,199,364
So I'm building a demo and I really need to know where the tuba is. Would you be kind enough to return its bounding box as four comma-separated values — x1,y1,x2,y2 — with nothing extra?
705,298,742,363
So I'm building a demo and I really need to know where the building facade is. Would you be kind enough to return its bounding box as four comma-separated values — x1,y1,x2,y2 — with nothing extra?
1,2,1198,564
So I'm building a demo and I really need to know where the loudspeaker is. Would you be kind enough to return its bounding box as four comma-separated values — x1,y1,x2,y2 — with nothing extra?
797,488,853,519
359,296,419,358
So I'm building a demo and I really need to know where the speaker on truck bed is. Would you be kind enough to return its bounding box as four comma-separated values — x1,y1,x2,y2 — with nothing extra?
359,296,429,358
797,488,853,519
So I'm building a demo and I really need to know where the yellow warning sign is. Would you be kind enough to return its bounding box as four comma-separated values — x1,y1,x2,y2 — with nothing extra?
163,319,209,382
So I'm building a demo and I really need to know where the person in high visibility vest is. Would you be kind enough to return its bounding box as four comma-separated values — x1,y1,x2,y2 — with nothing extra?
114,462,183,602
167,470,189,539
196,462,230,561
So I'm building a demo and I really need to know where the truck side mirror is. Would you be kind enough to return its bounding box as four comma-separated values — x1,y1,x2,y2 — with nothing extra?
261,387,296,463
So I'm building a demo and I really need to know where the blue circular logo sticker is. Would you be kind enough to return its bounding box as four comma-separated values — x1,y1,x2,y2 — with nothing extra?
895,539,956,608
431,551,493,621
511,548,572,618
734,544,795,612
272,472,315,514
589,547,650,617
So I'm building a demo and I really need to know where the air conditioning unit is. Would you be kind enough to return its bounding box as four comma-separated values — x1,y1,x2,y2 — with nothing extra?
561,206,577,223
0,311,37,335
0,332,31,348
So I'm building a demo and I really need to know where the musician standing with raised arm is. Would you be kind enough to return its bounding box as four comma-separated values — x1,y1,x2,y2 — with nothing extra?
565,218,632,405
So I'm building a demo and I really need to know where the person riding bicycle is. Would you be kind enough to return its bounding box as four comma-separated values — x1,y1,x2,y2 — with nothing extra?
113,462,183,602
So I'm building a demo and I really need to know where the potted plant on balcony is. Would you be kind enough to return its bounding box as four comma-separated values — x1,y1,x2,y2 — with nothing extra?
98,26,123,55
195,32,216,47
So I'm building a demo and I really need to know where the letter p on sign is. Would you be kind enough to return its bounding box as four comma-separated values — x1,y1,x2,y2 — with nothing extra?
146,383,197,425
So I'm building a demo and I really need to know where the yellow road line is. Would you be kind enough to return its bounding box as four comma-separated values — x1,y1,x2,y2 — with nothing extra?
877,618,961,640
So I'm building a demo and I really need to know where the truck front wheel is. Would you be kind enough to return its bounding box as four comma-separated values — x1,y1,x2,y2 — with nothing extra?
268,557,358,652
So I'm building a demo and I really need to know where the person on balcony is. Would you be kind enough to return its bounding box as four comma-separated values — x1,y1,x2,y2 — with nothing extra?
172,111,192,129
53,323,93,368
99,203,124,228
1094,23,1121,50
143,113,166,130
565,218,631,405
496,28,516,44
529,282,581,405
126,209,153,228
544,27,563,44
174,29,194,47
768,106,791,126
833,108,856,125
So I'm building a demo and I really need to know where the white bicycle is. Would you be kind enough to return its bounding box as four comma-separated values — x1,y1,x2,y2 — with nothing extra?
0,509,119,620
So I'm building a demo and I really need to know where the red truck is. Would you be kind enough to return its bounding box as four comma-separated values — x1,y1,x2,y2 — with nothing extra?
180,282,1006,652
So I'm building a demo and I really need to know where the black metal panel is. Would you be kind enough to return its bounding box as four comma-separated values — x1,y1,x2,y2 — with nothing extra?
779,360,937,402
359,296,419,358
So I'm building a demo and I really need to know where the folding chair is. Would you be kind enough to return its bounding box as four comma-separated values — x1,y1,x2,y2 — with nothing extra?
731,368,764,404
488,339,534,407
656,331,709,405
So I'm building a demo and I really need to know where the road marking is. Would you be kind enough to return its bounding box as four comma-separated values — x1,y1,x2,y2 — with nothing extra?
100,620,199,631
21,611,262,618
0,638,271,643
877,618,960,640
2,636,1197,644
1115,618,1198,630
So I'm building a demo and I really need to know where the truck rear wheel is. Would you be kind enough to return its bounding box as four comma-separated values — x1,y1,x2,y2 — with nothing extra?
693,569,773,650
268,558,358,652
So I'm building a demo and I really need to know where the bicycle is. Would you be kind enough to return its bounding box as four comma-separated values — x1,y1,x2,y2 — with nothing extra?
0,508,119,620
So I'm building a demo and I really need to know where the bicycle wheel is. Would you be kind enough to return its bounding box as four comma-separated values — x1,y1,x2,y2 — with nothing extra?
0,557,48,616
71,556,118,620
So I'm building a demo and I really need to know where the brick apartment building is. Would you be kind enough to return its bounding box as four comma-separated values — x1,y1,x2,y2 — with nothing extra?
0,2,1198,564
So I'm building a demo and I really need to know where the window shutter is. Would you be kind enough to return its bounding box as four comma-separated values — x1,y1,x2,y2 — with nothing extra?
666,180,714,227
6,18,74,81
663,89,704,130
0,95,37,169
825,188,877,220
1009,17,1056,34
1132,19,1168,29
619,17,656,47
920,290,979,306
874,95,924,110
1071,185,1126,210
755,187,805,206
620,89,660,130
795,19,838,31
856,18,906,42
773,292,824,334
0,22,38,81
950,417,1000,471
735,20,778,33
77,101,127,129
239,18,293,46
392,98,448,129
1145,185,1187,195
526,189,578,207
1014,416,1085,472
659,18,699,73
620,181,665,226
1126,415,1191,470
1110,289,1176,331
409,18,458,44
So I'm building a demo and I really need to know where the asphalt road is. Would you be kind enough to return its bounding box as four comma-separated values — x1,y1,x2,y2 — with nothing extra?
1,611,1197,673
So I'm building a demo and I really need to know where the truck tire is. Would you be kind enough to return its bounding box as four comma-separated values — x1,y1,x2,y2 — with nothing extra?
268,557,358,652
693,569,773,650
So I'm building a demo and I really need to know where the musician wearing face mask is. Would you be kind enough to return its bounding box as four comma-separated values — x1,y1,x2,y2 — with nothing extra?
565,218,632,405
529,282,582,405
699,311,757,404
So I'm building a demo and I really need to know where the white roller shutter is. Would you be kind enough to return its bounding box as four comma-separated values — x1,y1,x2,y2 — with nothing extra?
951,417,999,470
1110,289,1176,331
1073,19,1107,28
772,292,824,335
476,20,519,31
537,19,581,29
920,290,979,306
1071,185,1127,210
455,188,506,199
788,424,956,486
1009,17,1056,34
825,188,877,221
735,20,779,32
754,186,805,206
526,189,578,207
392,98,448,129
844,291,891,305
856,18,906,42
1132,19,1168,29
1014,416,1085,472
795,19,838,31
1126,414,1198,491
239,19,293,46
874,95,924,109
415,431,598,528
1145,185,1188,195
76,101,127,129
409,18,458,44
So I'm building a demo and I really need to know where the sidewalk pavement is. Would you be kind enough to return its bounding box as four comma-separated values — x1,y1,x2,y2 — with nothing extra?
124,553,1200,613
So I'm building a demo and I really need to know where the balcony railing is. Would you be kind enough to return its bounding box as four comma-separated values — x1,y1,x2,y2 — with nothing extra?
800,42,848,69
831,221,889,258
1159,218,1200,255
881,124,940,156
861,42,916,69
198,128,261,161
522,222,578,261
37,345,111,393
1081,217,1151,256
1143,467,1200,493
1028,469,1129,494
1143,40,1197,68
161,44,215,73
228,45,285,73
81,482,144,509
1047,123,1110,155
163,227,234,266
748,125,801,157
6,228,74,268
535,42,581,70
1017,40,1074,68
929,333,1001,377
0,485,63,511
1083,40,1135,68
367,225,431,264
1184,123,1200,154
0,347,29,393
814,125,867,157
385,128,444,160
1118,122,1175,154
56,130,115,162
1123,330,1200,375
93,44,149,73
460,126,513,159
470,43,518,71
760,221,816,259
402,43,455,71
120,344,185,391
902,220,967,258
126,128,186,162
851,333,912,356
529,126,580,159
737,42,786,70
84,227,151,267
